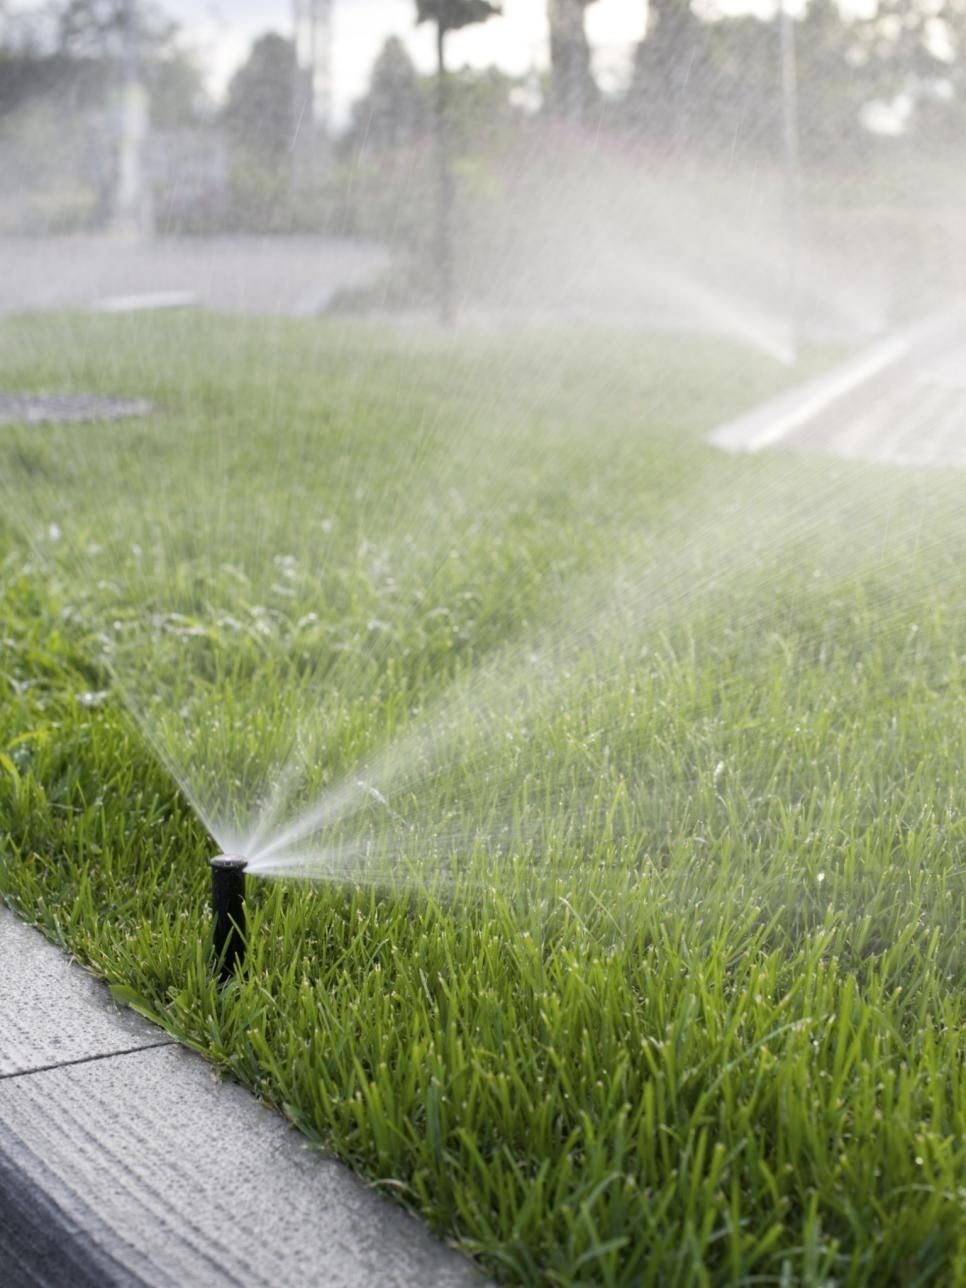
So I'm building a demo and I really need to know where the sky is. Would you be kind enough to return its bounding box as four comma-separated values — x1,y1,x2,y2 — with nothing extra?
159,0,650,126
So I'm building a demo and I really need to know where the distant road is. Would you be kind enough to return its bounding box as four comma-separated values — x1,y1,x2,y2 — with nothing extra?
0,235,390,318
710,303,966,469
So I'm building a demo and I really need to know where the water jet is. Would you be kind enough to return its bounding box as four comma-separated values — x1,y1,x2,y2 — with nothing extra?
210,855,248,982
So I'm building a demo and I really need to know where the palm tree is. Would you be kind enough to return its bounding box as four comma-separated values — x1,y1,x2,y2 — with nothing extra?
416,1,500,323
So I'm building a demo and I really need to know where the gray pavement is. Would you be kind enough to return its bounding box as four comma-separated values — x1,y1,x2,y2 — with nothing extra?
710,303,966,467
0,393,152,425
0,908,483,1287
0,235,390,318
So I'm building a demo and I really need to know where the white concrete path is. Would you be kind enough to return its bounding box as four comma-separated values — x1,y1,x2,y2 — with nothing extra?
709,304,966,468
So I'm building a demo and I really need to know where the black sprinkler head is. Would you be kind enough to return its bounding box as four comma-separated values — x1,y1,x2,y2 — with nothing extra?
210,854,248,983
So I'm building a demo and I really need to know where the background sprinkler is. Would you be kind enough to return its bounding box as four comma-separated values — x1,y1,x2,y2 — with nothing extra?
210,854,248,982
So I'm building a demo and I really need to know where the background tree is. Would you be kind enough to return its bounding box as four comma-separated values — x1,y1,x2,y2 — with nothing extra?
144,44,206,132
223,33,296,159
791,0,870,161
0,2,50,52
547,0,598,127
0,1,183,121
847,0,965,138
345,35,427,154
55,0,172,61
415,0,501,323
627,0,963,160
0,0,202,232
624,0,710,148
222,32,297,228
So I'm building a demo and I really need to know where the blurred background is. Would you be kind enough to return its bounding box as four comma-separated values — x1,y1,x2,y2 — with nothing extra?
1,0,964,342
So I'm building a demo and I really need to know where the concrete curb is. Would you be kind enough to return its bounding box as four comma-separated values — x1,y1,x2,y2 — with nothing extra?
0,908,484,1287
709,303,966,464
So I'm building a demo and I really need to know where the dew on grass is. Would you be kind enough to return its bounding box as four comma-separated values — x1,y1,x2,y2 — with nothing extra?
78,690,111,709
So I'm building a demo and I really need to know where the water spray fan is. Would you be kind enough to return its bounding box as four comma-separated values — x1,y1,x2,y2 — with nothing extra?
210,854,248,982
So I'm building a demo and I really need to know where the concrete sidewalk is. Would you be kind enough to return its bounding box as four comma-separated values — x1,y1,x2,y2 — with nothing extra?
709,303,966,467
0,908,482,1287
0,235,389,319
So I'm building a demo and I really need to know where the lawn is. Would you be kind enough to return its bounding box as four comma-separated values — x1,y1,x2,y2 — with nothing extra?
1,312,963,1286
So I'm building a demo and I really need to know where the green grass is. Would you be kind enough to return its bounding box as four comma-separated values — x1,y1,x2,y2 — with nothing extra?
1,312,963,1286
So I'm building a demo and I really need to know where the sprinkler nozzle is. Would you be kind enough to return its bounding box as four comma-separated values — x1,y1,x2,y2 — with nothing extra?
210,855,247,982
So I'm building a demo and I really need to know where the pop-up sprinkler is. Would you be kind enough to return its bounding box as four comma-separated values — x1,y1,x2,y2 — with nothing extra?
210,854,248,982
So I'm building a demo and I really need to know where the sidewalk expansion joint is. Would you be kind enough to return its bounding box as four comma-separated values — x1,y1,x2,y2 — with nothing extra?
0,1039,175,1082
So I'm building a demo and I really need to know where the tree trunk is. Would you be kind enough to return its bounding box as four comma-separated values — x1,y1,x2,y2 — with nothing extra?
547,0,597,128
434,20,454,325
